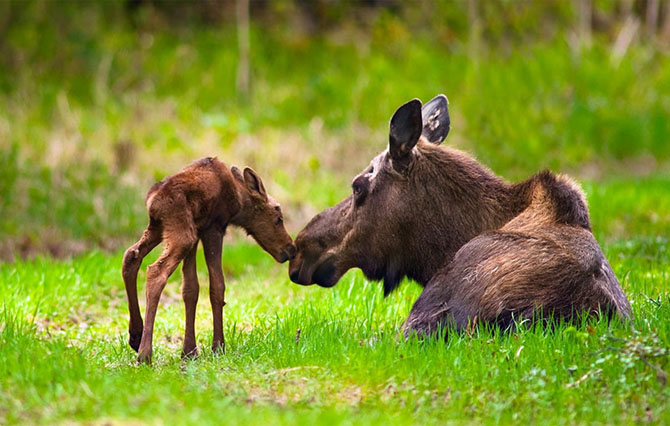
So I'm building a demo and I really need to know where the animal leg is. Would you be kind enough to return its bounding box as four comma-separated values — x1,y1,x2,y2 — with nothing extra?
137,232,196,364
181,242,200,358
404,278,459,339
122,223,161,351
202,230,226,354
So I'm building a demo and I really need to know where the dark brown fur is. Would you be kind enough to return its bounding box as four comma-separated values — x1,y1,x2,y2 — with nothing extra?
122,157,295,364
288,96,631,337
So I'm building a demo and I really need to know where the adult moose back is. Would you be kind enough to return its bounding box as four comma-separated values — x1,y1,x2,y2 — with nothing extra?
289,95,631,336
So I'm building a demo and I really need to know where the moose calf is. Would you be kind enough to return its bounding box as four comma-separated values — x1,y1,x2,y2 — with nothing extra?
122,157,295,364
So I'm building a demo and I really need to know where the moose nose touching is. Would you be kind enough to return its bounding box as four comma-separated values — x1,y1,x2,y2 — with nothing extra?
279,243,297,263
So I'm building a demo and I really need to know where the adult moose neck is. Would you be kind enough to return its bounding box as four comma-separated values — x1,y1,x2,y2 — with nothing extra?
398,141,527,286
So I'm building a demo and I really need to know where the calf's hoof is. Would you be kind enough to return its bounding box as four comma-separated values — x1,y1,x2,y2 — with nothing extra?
137,349,152,365
212,341,225,355
129,331,142,352
181,346,199,360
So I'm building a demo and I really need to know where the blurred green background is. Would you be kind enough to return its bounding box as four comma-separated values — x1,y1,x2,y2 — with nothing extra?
0,0,669,260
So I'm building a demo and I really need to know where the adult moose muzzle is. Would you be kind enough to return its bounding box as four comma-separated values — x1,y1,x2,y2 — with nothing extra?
289,95,631,336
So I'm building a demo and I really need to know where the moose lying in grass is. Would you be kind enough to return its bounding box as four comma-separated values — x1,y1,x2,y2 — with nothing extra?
123,157,296,364
289,95,631,336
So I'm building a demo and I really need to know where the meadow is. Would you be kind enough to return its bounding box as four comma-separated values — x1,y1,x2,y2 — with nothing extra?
1,3,670,424
1,199,670,424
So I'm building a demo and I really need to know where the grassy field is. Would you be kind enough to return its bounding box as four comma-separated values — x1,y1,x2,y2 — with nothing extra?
1,179,669,425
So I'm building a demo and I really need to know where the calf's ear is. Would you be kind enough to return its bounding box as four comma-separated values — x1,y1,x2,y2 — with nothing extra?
243,167,268,200
389,98,423,161
421,94,450,144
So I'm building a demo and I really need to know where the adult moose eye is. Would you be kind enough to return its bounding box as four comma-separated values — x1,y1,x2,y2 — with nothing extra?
351,175,368,204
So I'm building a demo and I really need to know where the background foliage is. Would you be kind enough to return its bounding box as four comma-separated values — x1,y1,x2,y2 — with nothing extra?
1,0,669,258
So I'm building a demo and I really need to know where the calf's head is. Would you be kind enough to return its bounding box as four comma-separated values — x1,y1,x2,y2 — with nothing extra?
289,95,454,294
233,167,296,263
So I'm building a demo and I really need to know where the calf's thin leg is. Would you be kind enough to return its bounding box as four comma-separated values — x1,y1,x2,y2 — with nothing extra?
202,230,226,353
181,242,200,358
137,224,197,364
122,223,161,351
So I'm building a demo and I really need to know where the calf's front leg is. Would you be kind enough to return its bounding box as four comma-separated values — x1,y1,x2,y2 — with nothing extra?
202,230,226,354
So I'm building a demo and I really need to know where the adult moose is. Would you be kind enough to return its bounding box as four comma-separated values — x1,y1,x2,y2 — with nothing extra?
289,95,631,336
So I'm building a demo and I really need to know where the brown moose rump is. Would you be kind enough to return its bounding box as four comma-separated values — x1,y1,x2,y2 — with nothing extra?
404,223,631,336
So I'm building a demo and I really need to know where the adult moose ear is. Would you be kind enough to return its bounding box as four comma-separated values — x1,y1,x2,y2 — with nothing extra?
421,94,450,144
243,167,268,200
389,98,423,161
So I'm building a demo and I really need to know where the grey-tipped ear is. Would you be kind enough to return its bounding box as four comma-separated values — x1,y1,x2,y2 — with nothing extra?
389,98,423,161
421,94,450,144
243,167,267,199
231,166,244,183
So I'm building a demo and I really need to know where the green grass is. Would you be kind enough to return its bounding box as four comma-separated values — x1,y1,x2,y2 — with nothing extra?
1,179,669,425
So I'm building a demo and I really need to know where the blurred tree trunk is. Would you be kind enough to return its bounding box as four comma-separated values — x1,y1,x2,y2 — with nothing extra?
0,1,10,35
611,14,639,65
236,0,250,100
662,1,670,42
577,0,592,47
646,0,659,38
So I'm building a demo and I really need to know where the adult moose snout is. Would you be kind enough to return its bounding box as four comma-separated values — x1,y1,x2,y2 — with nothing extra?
288,251,307,285
289,245,340,287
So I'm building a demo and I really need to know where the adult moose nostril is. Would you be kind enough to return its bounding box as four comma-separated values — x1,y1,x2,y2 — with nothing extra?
313,260,337,287
289,269,300,283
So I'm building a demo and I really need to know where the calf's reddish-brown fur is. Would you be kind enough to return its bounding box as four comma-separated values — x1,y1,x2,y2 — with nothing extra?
122,157,295,363
289,96,631,337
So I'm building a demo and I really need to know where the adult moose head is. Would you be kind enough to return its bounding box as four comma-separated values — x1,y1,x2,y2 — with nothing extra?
289,95,506,294
289,95,631,335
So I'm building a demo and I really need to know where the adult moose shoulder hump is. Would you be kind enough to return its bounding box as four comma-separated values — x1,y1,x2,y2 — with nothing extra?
289,95,631,336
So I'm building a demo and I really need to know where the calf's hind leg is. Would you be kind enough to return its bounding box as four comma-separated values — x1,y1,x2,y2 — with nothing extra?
181,242,200,358
122,223,161,351
202,230,226,354
137,228,197,364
